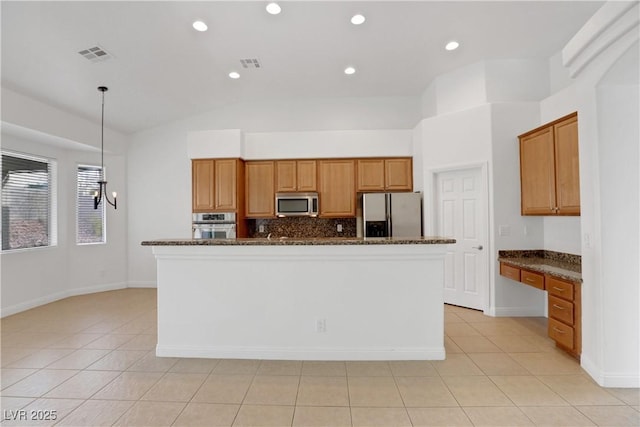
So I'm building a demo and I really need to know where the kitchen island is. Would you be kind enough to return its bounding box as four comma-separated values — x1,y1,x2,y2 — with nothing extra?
142,237,455,361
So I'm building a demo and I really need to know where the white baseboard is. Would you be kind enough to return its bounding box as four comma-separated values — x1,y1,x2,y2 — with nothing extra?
581,354,640,388
0,282,127,318
127,281,157,288
489,306,546,317
156,345,446,361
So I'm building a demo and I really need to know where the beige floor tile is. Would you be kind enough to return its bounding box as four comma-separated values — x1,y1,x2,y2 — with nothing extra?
490,375,569,406
170,357,220,374
256,360,303,376
1,398,83,427
1,368,38,389
445,337,464,354
86,349,147,370
463,406,534,426
0,396,34,412
6,349,74,369
432,354,484,376
117,334,157,350
450,336,503,353
488,334,555,353
2,369,78,398
470,321,533,337
510,352,585,375
44,370,119,399
141,372,207,402
44,348,110,369
445,312,466,323
346,361,392,376
1,332,68,349
442,376,512,407
232,404,294,426
111,320,155,335
520,406,596,426
389,360,437,376
296,376,349,407
46,333,103,349
467,353,530,376
408,407,473,426
80,320,128,334
577,405,640,426
213,359,261,375
1,348,37,367
395,376,459,407
538,375,625,405
455,310,497,323
112,400,185,426
445,322,482,337
351,407,411,427
126,350,178,372
348,376,404,407
607,387,640,406
243,375,299,405
54,399,134,426
292,406,351,427
173,402,239,427
192,374,254,404
301,361,346,376
82,334,135,349
91,371,163,400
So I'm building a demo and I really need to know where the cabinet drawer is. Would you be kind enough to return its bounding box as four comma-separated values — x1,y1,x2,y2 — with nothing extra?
521,270,544,290
547,276,575,301
500,263,520,281
548,318,575,350
549,295,574,325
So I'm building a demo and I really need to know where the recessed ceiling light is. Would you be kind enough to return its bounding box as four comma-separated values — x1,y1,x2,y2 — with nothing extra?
229,72,240,79
445,41,460,51
344,66,356,75
192,20,208,32
266,2,281,15
351,14,366,25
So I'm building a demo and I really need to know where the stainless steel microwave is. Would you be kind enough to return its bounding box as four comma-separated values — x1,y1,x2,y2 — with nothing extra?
275,192,319,217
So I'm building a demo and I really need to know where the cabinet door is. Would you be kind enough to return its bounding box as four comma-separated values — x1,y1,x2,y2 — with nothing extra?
356,159,385,192
296,160,317,192
214,159,237,211
520,127,556,215
554,116,580,215
385,158,413,191
192,159,215,212
319,160,356,217
275,160,297,192
246,161,275,217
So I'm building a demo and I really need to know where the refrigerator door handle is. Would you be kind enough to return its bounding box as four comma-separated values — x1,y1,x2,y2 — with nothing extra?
386,193,392,237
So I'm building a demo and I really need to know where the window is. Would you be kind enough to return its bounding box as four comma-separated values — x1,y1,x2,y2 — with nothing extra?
77,165,105,244
1,151,57,251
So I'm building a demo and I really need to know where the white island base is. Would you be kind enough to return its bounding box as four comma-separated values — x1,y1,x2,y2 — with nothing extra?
149,240,449,360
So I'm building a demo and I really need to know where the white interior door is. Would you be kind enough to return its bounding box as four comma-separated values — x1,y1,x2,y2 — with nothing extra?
435,167,487,310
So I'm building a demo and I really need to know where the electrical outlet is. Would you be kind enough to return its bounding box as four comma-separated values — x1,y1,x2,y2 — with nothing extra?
258,225,265,233
315,318,326,333
337,224,343,232
499,225,511,236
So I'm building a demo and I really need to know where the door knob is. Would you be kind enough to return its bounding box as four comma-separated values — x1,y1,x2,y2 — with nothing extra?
472,245,483,250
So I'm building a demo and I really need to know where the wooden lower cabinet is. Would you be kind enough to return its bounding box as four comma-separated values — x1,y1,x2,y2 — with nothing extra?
499,262,581,358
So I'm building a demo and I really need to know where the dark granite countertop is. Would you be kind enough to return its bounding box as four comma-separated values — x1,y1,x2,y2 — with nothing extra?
498,250,582,283
142,236,456,246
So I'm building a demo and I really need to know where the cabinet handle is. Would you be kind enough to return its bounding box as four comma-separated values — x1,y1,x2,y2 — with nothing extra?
552,327,566,334
552,287,565,292
552,304,565,310
525,277,535,282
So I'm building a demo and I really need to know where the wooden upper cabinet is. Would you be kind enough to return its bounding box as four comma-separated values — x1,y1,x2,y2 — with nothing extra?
318,160,356,217
519,113,580,216
245,161,275,217
275,160,317,192
192,159,241,213
356,158,413,192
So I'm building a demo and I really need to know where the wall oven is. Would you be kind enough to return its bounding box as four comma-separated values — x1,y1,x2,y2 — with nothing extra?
275,192,319,217
192,213,236,239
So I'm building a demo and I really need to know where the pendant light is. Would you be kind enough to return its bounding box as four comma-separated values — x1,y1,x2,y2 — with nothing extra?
93,86,117,209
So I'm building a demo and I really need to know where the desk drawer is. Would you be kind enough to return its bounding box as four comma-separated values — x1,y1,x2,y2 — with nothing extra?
547,276,575,301
549,295,574,325
500,263,520,281
521,270,544,290
549,318,575,350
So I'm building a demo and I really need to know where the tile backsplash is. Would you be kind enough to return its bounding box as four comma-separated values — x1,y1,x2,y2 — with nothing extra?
248,217,357,238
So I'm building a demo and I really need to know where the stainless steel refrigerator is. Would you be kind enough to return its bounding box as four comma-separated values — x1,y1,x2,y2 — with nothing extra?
357,192,423,238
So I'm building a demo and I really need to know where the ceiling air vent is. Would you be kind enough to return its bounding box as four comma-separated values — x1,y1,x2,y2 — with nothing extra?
240,58,261,69
78,45,112,63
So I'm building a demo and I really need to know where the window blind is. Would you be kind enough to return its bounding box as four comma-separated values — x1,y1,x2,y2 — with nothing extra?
1,152,57,251
77,165,105,244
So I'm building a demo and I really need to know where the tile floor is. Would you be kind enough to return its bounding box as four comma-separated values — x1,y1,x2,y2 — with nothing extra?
1,288,638,426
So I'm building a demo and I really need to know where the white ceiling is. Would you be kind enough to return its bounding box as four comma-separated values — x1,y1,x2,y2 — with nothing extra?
1,1,603,134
